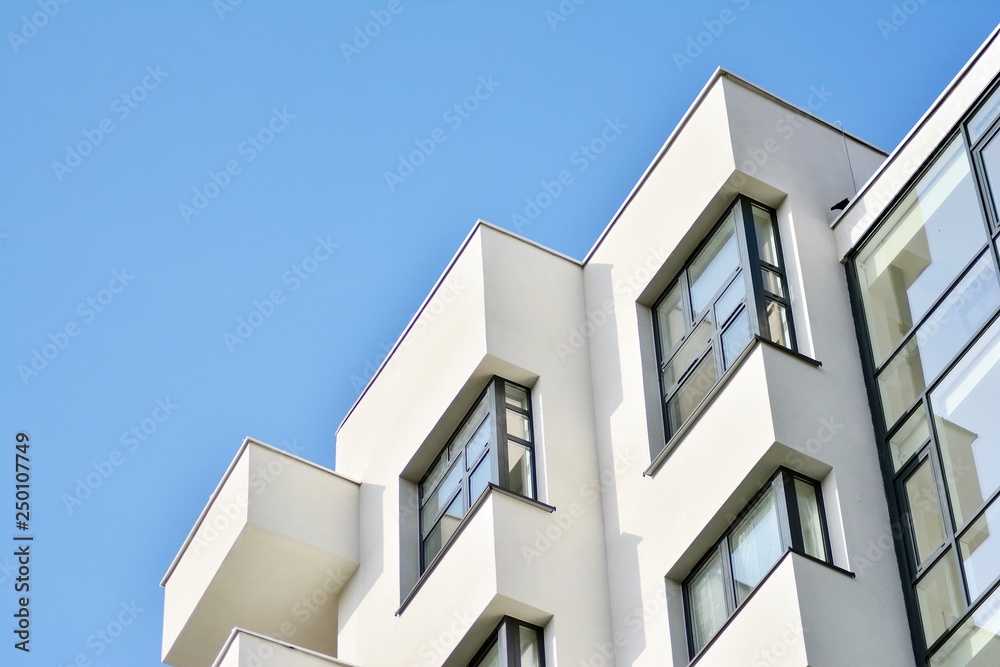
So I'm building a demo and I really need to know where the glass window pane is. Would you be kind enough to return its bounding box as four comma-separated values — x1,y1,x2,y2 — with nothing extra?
969,85,1000,144
794,478,828,561
666,348,718,433
420,451,449,499
465,418,493,470
982,134,1000,218
687,548,728,655
689,212,740,316
422,493,464,565
929,583,1000,667
761,268,785,298
904,460,948,566
507,440,534,498
473,639,500,667
421,461,463,532
721,307,751,369
752,205,780,267
878,253,1000,428
450,396,492,462
959,498,1000,601
890,404,930,472
518,626,542,667
854,136,987,366
765,300,792,348
715,274,747,326
662,319,712,390
469,453,493,504
656,282,688,359
505,383,529,411
916,550,965,645
730,488,784,604
931,318,1000,527
506,408,531,443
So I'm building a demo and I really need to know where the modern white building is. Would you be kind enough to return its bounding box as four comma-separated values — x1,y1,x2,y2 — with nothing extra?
160,25,1000,667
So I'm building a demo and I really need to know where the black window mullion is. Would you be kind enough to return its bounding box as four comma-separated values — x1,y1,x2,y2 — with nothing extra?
502,618,518,667
494,378,509,491
736,197,768,340
778,471,802,553
720,536,737,615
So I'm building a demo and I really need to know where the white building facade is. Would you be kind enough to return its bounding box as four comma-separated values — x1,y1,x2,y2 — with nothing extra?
161,25,1000,667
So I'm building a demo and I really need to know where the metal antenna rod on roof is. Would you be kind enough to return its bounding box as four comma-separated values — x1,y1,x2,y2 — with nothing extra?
834,120,858,195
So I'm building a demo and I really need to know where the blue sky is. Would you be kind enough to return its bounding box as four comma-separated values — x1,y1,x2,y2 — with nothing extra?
2,1,999,665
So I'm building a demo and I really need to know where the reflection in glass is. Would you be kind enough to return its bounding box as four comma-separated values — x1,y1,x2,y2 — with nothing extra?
730,489,783,604
929,583,1000,667
721,308,751,369
688,548,728,655
656,282,687,359
969,85,1000,144
766,300,792,348
890,405,930,472
507,440,533,498
917,550,966,646
960,499,1000,601
518,626,542,667
473,640,500,667
667,349,718,433
854,137,987,366
794,478,827,561
422,494,464,566
753,205,780,267
689,214,740,316
878,253,1000,428
715,274,746,326
931,318,1000,527
661,319,712,390
469,454,493,505
982,134,1000,220
904,460,947,566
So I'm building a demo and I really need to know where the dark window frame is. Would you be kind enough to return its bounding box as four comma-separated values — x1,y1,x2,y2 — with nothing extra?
681,468,830,659
417,376,536,573
846,72,1000,665
468,616,546,667
652,196,795,446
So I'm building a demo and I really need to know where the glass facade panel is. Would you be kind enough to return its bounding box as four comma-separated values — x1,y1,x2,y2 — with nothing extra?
891,405,930,472
505,384,529,411
656,282,687,359
878,252,1000,428
969,85,1000,144
765,300,791,348
715,274,746,326
506,409,531,442
423,494,463,566
730,488,783,604
721,308,751,369
752,204,779,266
905,460,948,566
931,319,1000,527
661,319,712,390
469,454,493,505
916,550,966,645
688,548,728,655
959,499,1000,600
929,584,1000,667
794,478,828,561
667,349,718,431
518,627,542,667
689,213,740,316
982,134,1000,219
762,268,785,297
507,440,533,498
855,137,987,366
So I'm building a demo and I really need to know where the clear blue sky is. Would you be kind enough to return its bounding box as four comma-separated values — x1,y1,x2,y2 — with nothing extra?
2,1,998,665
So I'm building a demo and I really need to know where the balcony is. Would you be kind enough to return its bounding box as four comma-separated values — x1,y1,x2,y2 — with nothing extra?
161,438,360,667
213,629,359,667
693,552,865,666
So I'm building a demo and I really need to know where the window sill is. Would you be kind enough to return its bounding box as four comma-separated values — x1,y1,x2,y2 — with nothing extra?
645,336,822,478
686,549,853,667
396,484,556,616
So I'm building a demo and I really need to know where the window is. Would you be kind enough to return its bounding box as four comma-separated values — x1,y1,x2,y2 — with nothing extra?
682,470,829,657
848,77,1000,666
419,377,535,571
653,197,794,444
469,618,544,667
